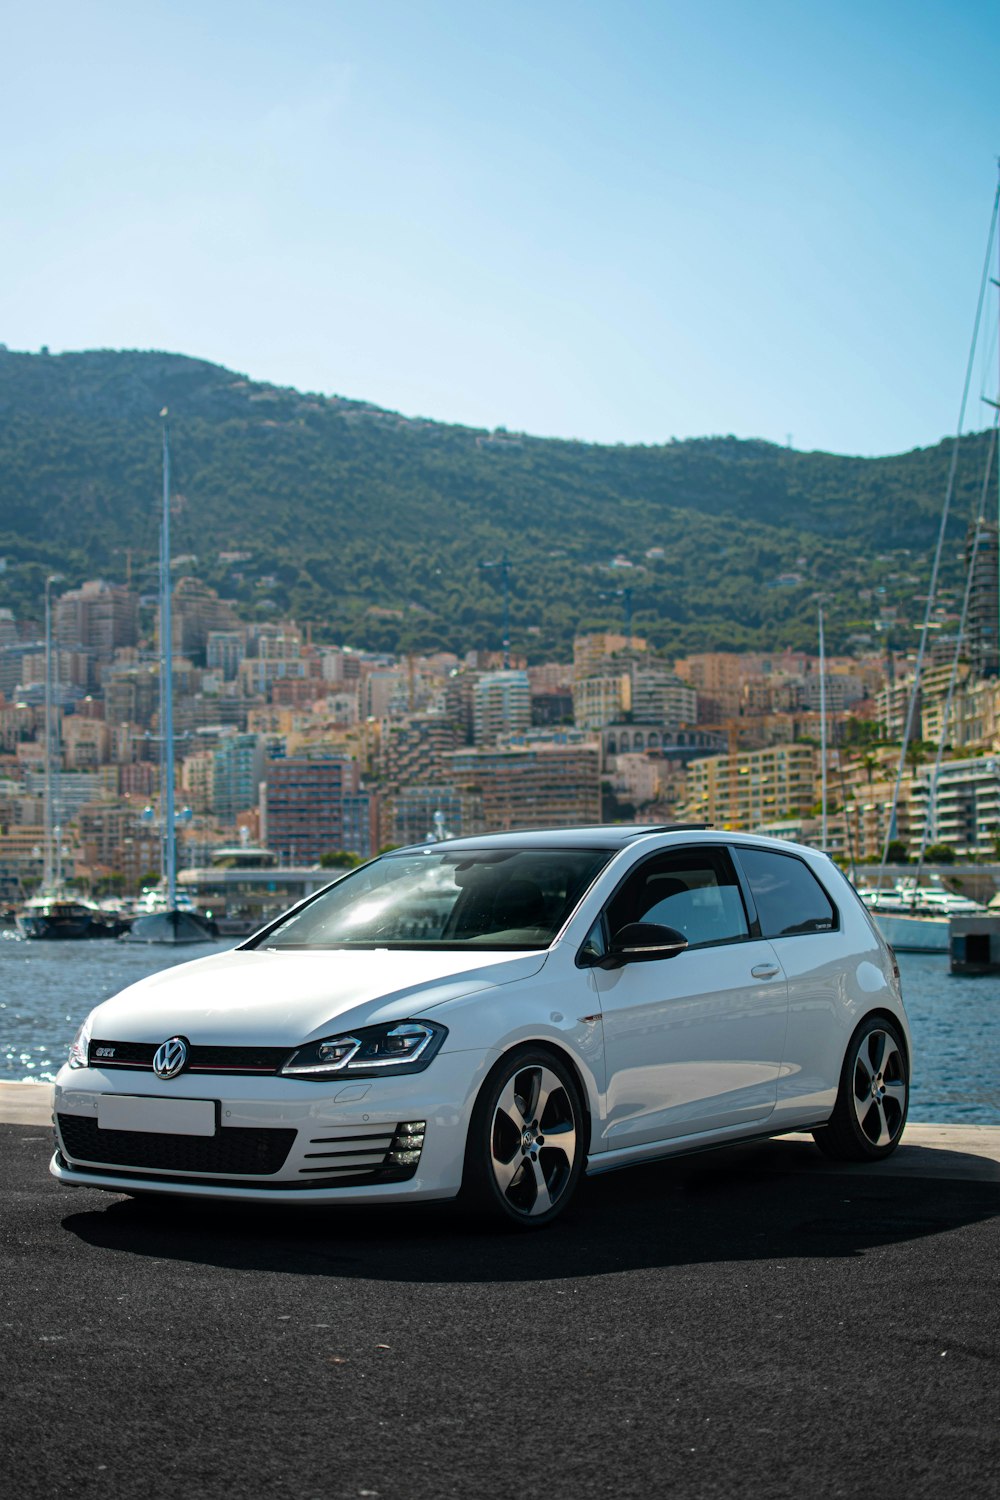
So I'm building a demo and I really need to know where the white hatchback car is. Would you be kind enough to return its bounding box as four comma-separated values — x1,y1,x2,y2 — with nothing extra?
52,827,911,1226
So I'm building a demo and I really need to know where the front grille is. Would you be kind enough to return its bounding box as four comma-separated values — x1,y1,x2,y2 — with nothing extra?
297,1120,426,1184
57,1114,295,1176
88,1040,292,1076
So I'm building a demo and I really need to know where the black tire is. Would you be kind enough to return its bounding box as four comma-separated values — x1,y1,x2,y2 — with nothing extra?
460,1046,586,1228
813,1014,909,1162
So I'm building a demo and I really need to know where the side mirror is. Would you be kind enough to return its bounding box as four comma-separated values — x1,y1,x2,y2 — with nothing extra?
600,922,689,969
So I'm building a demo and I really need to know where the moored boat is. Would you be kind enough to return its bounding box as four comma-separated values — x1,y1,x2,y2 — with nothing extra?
859,879,985,954
17,895,131,941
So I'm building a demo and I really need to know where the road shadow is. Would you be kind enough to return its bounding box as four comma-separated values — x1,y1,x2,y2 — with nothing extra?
61,1136,1000,1283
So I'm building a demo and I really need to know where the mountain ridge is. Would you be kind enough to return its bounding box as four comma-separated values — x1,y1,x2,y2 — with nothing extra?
0,347,990,659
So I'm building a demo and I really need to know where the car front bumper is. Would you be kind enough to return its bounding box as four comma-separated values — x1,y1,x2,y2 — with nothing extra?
50,1047,496,1204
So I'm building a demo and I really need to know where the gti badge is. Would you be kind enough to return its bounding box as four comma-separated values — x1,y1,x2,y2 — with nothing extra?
152,1036,188,1079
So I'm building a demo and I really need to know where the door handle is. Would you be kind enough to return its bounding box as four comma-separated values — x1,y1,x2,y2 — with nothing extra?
751,964,780,979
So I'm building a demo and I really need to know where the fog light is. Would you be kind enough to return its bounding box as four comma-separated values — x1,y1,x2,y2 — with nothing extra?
387,1120,425,1170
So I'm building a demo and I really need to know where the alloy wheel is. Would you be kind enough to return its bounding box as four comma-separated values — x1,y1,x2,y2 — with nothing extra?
489,1064,578,1219
851,1027,907,1148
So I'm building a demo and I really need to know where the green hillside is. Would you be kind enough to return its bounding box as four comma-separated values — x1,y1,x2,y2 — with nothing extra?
0,347,990,659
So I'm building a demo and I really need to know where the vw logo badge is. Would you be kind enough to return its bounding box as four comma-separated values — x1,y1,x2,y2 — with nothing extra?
152,1036,188,1079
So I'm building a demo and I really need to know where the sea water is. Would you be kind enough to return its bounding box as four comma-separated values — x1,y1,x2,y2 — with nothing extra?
0,935,996,1124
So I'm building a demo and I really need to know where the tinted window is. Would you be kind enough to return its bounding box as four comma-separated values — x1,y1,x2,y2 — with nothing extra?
737,848,837,938
606,847,750,948
252,847,611,950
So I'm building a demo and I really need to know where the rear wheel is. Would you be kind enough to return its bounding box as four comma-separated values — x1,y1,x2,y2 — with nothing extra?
813,1015,909,1161
461,1047,585,1228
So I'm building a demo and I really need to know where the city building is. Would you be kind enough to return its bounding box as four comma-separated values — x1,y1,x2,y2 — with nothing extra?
261,755,376,862
384,784,485,847
444,744,601,830
170,578,240,663
206,630,246,681
965,519,999,679
572,674,630,730
629,664,698,727
910,754,1000,859
212,733,267,825
378,714,463,786
573,633,646,679
473,670,531,746
55,580,138,660
602,723,727,766
685,743,817,830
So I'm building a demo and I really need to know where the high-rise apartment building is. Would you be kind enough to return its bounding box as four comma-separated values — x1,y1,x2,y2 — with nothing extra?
572,674,630,730
965,519,999,679
573,633,646,680
385,784,485,847
473,671,531,746
206,631,246,682
261,755,376,861
212,733,266,825
444,744,600,830
379,714,462,786
55,580,138,659
685,744,817,830
629,665,697,727
170,579,240,663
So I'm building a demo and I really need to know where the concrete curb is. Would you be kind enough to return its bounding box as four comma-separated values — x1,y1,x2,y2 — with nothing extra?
2,1082,998,1179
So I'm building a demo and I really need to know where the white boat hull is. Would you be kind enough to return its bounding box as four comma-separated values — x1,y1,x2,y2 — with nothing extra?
873,912,950,953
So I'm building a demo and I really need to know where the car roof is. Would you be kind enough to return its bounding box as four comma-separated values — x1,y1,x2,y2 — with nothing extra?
392,824,712,854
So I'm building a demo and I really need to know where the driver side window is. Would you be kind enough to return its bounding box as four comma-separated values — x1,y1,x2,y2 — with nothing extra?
605,847,751,949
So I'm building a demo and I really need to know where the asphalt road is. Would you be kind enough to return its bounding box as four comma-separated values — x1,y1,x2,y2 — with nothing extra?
1,1125,997,1500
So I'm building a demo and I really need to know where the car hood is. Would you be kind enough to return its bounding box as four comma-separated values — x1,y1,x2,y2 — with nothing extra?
86,946,549,1046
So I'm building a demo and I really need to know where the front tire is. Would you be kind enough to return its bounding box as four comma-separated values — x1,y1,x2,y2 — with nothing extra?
461,1047,585,1228
813,1014,909,1161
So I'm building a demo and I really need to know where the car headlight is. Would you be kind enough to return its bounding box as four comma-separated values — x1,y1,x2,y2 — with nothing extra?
281,1020,447,1080
68,1014,93,1070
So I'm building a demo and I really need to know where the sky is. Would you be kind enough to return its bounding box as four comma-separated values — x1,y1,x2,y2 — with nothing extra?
2,0,999,456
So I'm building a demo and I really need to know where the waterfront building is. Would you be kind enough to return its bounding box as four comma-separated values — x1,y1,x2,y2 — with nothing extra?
909,755,1000,859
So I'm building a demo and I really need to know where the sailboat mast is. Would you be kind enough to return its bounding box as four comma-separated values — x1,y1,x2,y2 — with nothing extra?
43,580,54,892
819,606,827,852
160,410,177,909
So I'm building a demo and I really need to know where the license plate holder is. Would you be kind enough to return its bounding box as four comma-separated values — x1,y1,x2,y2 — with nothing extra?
98,1095,217,1137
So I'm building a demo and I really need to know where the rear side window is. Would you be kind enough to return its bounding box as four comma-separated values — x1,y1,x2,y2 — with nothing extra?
737,848,837,938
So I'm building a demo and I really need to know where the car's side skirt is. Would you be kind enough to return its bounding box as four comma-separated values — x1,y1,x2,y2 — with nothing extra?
584,1119,833,1176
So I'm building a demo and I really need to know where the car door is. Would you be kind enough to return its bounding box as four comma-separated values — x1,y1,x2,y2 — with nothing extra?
592,844,789,1147
730,844,845,1114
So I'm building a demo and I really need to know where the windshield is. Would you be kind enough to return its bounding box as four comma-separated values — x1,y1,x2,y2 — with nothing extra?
250,847,612,950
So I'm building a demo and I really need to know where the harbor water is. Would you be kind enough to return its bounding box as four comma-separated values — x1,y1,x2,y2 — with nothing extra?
0,936,997,1124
